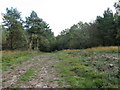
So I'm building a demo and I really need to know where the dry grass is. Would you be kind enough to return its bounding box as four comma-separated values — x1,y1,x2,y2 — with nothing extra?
2,50,39,55
63,49,80,52
62,46,118,52
86,46,118,51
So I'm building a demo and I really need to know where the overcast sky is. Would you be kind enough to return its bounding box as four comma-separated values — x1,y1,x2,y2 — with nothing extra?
0,0,117,36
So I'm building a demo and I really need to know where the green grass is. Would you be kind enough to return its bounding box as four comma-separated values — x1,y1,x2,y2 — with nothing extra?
55,47,119,88
2,47,119,88
12,63,40,88
2,50,42,71
19,69,35,82
12,69,36,88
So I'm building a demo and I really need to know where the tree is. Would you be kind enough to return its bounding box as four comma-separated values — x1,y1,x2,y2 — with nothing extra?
25,11,45,50
56,22,91,50
114,0,120,15
88,22,101,47
25,11,55,51
114,0,120,45
96,8,117,46
0,25,2,50
2,7,27,50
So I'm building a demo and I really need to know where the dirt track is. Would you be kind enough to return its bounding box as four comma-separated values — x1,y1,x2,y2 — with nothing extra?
2,53,61,88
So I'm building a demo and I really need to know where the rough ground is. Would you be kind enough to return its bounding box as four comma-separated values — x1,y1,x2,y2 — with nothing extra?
2,53,61,88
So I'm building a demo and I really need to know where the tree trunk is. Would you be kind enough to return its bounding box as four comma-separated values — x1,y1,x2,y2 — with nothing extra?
10,35,13,50
36,37,39,50
29,34,33,50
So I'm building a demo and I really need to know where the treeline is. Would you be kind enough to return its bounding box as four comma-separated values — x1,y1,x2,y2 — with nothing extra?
56,8,120,50
1,1,120,51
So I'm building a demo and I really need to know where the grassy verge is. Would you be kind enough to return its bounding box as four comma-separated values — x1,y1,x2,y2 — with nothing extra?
56,46,119,88
2,50,42,71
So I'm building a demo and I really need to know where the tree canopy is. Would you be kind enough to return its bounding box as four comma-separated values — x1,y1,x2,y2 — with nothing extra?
2,4,120,51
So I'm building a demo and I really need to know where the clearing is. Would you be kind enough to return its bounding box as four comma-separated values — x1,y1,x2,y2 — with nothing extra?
1,46,119,88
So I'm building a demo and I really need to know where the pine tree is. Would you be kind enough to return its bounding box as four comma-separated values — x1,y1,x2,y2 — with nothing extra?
96,8,117,46
2,7,27,50
25,11,55,51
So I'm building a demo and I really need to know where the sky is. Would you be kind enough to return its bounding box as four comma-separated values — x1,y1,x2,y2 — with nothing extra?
0,0,117,36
